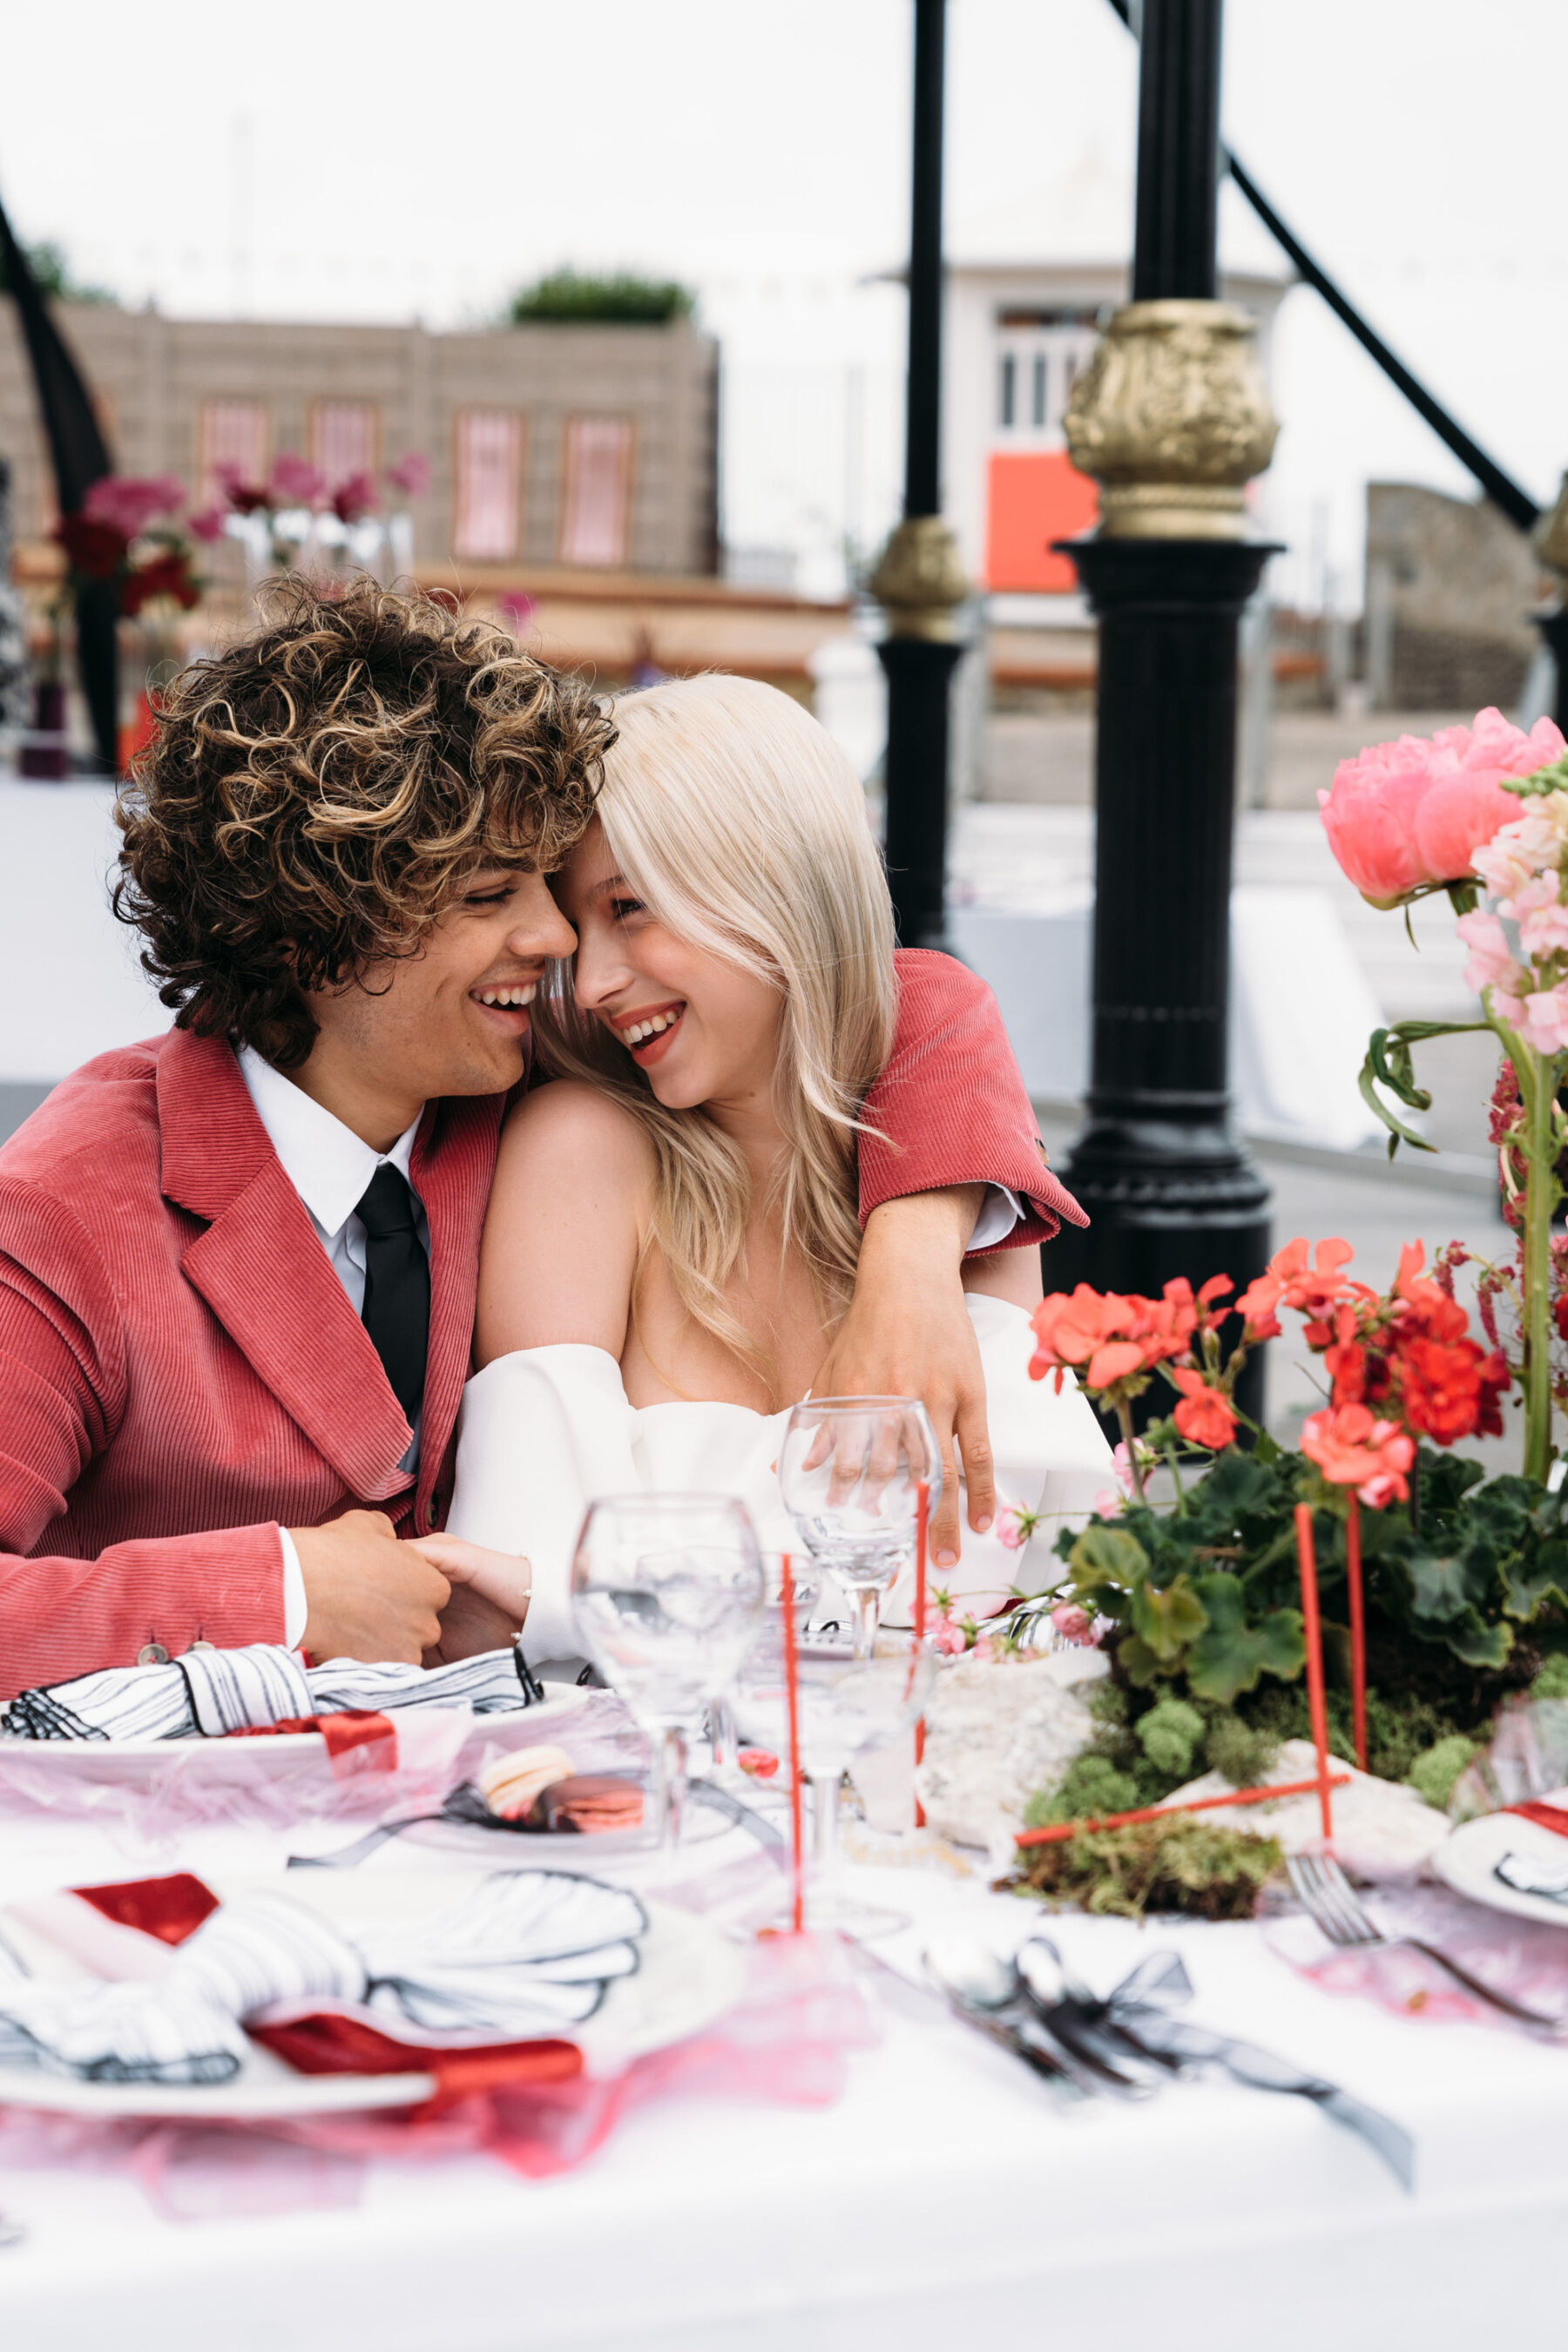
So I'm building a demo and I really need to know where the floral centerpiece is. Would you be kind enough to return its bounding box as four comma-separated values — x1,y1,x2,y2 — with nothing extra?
971,708,1568,1913
194,451,429,588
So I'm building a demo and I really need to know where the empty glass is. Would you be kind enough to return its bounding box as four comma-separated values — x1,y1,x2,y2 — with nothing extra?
778,1397,943,1659
733,1625,936,1934
571,1496,764,1855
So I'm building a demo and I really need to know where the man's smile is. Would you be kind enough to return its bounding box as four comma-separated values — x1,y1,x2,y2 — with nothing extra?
470,978,539,1033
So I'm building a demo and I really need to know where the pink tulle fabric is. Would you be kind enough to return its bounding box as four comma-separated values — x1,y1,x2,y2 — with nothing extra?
0,1693,644,1846
0,1930,876,2218
1262,1877,1568,2032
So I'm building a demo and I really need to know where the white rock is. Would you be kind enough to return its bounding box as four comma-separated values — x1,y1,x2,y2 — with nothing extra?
914,1646,1109,1864
1159,1738,1451,1879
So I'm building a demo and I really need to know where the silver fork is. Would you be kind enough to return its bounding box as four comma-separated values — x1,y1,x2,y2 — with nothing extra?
1288,1852,1568,2033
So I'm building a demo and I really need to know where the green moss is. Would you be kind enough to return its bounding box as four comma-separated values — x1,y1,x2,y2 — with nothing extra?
1202,1711,1281,1788
1024,1754,1139,1829
1135,1697,1206,1778
1406,1734,1478,1810
1531,1653,1568,1701
1005,1816,1284,1923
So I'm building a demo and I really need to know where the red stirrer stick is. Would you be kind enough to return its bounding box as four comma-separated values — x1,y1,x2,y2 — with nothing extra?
1346,1493,1368,1772
913,1477,930,1829
778,1551,806,1934
1294,1503,1335,1841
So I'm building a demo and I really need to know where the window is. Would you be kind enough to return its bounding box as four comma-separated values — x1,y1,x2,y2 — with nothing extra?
998,354,1016,430
559,416,634,569
991,308,1100,449
452,410,524,562
197,400,270,504
1031,354,1047,431
308,401,380,494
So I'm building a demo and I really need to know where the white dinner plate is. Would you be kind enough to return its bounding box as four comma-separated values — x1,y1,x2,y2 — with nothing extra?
1432,1787,1568,1929
0,1866,744,2122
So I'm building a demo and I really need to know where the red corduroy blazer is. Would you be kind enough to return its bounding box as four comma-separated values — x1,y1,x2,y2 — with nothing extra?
0,949,1081,1695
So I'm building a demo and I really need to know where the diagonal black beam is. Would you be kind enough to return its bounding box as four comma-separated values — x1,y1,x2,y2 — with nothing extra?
0,189,118,771
1101,0,1539,533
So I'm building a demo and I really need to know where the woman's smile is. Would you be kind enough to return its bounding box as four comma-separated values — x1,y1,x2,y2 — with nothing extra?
609,998,687,1066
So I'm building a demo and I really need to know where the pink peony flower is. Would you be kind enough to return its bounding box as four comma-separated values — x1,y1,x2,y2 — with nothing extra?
386,451,430,496
271,452,325,507
84,474,186,536
1412,709,1565,880
186,504,227,544
1319,711,1566,908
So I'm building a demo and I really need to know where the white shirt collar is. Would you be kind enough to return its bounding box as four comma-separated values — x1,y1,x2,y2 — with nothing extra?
236,1044,423,1241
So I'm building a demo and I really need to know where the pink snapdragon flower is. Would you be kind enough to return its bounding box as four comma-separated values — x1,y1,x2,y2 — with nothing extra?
386,451,430,496
1456,909,1530,1001
1520,988,1568,1056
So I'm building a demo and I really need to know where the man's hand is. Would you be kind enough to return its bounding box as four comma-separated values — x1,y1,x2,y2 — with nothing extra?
814,1186,993,1570
406,1534,533,1666
293,1509,451,1665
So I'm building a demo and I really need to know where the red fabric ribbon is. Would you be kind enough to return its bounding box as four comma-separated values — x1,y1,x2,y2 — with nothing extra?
1504,1801,1568,1840
247,2017,584,2111
72,1872,220,1945
228,1710,398,1776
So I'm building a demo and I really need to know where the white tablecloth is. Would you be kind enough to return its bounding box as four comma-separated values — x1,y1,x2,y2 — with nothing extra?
1,1798,1565,2352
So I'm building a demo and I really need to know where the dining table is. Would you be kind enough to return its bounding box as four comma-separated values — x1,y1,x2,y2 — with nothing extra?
1,1755,1566,2352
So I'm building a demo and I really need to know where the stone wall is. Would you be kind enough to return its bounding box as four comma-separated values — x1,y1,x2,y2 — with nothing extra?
1364,482,1544,710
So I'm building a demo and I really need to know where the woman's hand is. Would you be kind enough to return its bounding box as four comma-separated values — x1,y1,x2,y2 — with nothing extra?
813,1186,994,1571
404,1534,533,1665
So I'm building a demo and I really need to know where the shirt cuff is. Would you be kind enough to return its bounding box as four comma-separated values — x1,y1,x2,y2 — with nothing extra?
279,1526,309,1650
969,1183,1024,1252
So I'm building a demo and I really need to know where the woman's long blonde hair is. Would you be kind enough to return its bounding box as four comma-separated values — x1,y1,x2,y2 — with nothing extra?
531,672,897,1383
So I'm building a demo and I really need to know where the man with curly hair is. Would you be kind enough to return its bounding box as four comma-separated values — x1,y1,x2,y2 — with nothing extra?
0,582,1067,1696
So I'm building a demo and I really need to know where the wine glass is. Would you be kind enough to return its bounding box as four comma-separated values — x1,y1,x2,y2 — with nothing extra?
706,1555,820,1788
570,1496,764,1855
733,1623,936,1936
778,1397,943,1659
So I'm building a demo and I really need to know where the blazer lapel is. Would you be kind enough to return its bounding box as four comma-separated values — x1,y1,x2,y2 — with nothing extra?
159,1032,415,1502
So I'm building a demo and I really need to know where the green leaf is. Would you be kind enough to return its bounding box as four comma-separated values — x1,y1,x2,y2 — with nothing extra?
1117,1632,1163,1687
1403,1543,1493,1625
1502,1538,1568,1621
1068,1524,1150,1602
1439,1616,1514,1671
1184,1573,1303,1705
1359,1019,1490,1160
1130,1572,1207,1665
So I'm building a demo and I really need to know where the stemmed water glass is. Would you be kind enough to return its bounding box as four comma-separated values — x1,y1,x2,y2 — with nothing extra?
778,1397,943,1659
733,1622,936,1935
570,1495,765,1857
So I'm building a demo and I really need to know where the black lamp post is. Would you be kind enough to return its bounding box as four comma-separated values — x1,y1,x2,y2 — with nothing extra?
1050,0,1278,1420
871,0,970,951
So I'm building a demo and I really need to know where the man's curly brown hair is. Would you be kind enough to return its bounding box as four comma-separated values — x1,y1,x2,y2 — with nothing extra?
114,577,614,1069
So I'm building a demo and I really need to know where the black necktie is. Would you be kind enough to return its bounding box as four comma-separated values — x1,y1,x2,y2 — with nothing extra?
355,1165,430,1429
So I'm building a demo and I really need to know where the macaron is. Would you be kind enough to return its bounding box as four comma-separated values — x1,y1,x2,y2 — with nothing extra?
478,1744,576,1821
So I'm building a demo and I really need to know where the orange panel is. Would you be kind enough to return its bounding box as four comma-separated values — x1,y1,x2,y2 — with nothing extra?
985,450,1098,592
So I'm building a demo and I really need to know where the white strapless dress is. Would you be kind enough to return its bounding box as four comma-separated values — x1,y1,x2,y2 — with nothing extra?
444,1294,1114,1673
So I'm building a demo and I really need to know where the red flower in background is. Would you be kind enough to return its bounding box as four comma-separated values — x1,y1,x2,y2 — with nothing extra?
120,550,200,617
332,469,377,524
55,511,128,580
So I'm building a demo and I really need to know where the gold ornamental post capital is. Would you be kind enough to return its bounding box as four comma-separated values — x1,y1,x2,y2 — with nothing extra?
1063,296,1279,542
868,513,970,641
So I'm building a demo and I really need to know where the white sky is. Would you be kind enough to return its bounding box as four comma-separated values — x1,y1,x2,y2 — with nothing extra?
4,0,1565,604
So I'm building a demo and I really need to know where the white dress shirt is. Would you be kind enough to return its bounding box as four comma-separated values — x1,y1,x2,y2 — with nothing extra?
236,1046,429,1647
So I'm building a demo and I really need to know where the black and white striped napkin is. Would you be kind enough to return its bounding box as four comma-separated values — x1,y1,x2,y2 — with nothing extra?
0,1872,645,2085
1,1644,542,1742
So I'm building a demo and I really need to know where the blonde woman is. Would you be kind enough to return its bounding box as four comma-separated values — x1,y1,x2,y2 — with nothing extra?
444,676,1112,1667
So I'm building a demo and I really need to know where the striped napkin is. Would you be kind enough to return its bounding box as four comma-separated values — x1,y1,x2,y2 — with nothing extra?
0,1872,645,2086
1,1644,543,1742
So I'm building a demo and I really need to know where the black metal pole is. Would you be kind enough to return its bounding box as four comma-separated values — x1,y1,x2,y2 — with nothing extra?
0,191,118,774
1052,0,1272,1424
876,0,963,952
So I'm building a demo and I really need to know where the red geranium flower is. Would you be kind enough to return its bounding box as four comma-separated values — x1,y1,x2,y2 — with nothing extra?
1168,1367,1238,1450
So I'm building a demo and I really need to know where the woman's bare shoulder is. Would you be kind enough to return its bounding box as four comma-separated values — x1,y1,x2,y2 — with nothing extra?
477,1079,654,1364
